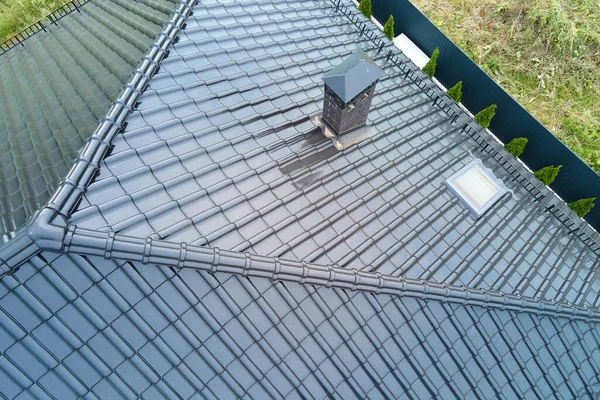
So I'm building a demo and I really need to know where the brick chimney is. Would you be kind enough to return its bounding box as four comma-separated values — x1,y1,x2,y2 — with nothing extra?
321,50,383,136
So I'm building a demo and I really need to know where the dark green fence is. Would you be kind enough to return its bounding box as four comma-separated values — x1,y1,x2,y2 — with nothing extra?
372,0,600,230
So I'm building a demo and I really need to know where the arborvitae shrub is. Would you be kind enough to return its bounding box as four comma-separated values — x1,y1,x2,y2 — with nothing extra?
422,48,439,78
533,165,562,186
474,104,497,129
568,198,596,218
446,81,463,102
358,0,372,19
383,15,395,40
504,137,528,158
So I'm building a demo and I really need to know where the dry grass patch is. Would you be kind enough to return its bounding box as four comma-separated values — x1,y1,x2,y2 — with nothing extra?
0,0,71,41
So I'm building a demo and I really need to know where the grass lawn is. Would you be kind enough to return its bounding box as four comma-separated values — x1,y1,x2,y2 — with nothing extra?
409,0,600,172
0,0,71,41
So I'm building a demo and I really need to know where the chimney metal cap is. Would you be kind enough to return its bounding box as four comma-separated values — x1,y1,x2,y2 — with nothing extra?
322,50,384,103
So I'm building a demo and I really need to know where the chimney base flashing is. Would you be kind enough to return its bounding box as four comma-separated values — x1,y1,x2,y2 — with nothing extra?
311,114,376,150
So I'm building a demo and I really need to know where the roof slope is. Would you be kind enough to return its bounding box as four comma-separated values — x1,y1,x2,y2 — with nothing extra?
70,0,600,310
1,253,599,399
0,0,179,241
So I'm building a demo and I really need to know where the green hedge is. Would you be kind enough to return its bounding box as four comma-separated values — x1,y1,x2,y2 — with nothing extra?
568,198,596,218
358,0,372,19
504,137,528,158
534,165,562,186
422,48,439,78
383,15,394,40
474,104,497,129
446,81,462,103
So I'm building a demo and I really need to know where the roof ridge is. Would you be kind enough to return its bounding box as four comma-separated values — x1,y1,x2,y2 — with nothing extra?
0,0,197,276
62,225,600,324
45,0,196,218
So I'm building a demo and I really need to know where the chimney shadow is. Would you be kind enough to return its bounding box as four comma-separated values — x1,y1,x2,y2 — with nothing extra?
279,145,338,176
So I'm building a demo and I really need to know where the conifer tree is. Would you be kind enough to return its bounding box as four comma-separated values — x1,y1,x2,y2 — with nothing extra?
446,81,463,102
533,165,562,186
422,48,439,78
383,15,395,40
474,104,497,129
504,137,528,158
358,0,372,19
568,198,596,218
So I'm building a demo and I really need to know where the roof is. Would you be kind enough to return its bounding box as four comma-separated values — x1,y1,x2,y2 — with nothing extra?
70,1,599,310
0,0,178,242
1,0,600,399
322,49,384,103
2,253,600,399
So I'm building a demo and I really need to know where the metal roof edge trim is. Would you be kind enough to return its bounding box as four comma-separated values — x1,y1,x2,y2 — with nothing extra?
328,0,600,254
62,226,600,324
0,0,197,276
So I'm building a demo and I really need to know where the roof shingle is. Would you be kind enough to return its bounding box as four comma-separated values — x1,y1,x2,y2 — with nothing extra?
2,253,599,399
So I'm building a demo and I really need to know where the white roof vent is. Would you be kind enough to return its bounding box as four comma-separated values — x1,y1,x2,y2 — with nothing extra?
446,159,509,217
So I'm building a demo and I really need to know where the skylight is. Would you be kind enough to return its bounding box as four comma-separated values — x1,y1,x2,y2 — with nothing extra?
446,159,509,217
